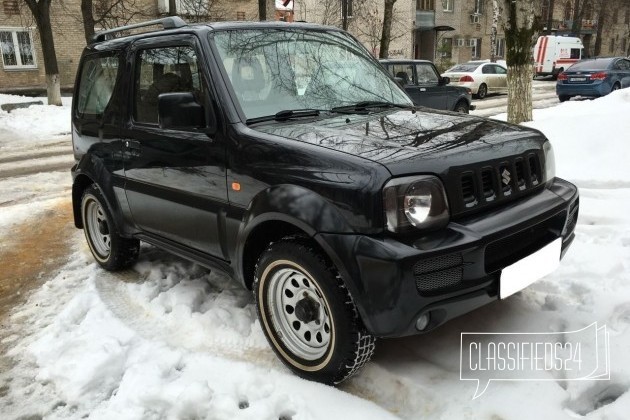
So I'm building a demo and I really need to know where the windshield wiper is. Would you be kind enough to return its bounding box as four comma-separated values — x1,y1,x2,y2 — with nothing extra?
246,109,322,125
331,101,413,114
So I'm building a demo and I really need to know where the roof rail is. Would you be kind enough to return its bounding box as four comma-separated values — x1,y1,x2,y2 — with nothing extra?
91,16,187,43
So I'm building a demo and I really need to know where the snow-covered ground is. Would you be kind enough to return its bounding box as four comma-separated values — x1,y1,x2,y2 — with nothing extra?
1,90,629,419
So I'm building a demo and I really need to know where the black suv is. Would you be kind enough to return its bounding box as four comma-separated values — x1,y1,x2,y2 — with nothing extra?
71,17,579,385
380,59,475,113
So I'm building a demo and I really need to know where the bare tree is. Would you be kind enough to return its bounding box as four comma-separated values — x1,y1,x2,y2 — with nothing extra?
23,0,62,106
379,0,397,58
80,0,152,44
352,0,406,57
259,0,266,20
503,0,542,124
490,0,499,62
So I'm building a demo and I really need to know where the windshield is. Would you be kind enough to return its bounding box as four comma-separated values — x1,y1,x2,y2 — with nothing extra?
446,64,481,73
212,29,412,120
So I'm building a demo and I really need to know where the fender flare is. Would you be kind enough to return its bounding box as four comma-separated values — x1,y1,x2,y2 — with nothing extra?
233,184,354,285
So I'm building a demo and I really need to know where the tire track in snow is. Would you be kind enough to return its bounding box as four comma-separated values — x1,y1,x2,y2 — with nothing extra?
94,269,437,419
94,271,279,368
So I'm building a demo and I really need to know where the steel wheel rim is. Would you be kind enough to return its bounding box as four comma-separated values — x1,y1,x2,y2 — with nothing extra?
268,266,332,361
85,199,111,258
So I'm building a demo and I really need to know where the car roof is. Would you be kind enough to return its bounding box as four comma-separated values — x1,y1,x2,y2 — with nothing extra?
87,21,344,51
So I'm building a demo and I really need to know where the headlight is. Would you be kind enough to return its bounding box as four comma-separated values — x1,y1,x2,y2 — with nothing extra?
543,141,556,182
383,175,450,233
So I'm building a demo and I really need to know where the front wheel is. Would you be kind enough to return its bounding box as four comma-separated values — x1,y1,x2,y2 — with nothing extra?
81,184,139,270
475,83,488,99
559,95,570,102
254,238,375,384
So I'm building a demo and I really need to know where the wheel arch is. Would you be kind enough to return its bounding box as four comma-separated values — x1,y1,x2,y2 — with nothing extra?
236,184,355,290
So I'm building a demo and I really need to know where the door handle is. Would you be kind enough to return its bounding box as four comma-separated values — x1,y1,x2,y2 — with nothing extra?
125,140,141,157
420,88,427,92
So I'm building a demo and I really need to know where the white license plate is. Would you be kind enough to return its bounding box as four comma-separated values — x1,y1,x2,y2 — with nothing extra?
499,238,562,299
571,77,587,82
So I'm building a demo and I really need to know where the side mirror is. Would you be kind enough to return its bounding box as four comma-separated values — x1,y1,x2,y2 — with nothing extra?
158,92,205,130
440,76,451,85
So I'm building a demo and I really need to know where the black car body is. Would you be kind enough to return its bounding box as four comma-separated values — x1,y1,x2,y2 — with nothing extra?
380,59,476,113
71,18,578,384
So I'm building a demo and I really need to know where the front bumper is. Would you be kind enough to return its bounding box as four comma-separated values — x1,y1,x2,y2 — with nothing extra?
316,178,579,338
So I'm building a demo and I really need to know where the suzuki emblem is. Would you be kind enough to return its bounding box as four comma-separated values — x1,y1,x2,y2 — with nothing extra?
502,169,511,185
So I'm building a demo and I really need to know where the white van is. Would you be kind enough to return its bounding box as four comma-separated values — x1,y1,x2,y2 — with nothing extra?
534,35,584,78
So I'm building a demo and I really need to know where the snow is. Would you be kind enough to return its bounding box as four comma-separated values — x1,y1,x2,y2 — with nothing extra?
0,95,71,145
1,90,630,419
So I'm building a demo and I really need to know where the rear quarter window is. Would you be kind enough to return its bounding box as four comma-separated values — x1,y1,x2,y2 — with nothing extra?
76,53,120,118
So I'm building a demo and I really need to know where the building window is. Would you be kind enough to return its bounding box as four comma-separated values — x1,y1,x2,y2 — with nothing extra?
417,0,434,11
442,0,453,12
340,0,353,18
471,38,481,58
495,38,505,57
473,0,483,14
440,37,453,58
0,29,36,69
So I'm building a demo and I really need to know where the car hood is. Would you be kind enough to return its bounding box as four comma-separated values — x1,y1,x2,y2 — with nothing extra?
255,108,547,177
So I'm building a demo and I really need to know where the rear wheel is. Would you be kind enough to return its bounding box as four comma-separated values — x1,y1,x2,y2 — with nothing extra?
559,95,570,102
475,83,487,99
453,100,470,114
611,82,621,93
81,185,139,270
254,238,375,384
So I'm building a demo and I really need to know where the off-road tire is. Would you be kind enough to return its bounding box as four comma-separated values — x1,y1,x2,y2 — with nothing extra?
81,184,139,270
254,238,375,384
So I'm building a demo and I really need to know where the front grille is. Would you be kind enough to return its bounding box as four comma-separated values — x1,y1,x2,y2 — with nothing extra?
485,213,565,273
452,152,543,218
413,254,464,294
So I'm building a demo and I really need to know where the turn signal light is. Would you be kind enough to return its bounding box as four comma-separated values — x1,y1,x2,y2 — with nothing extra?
460,75,474,82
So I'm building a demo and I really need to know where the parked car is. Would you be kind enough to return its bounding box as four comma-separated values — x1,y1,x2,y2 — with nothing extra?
380,59,475,113
442,61,508,99
72,17,578,385
556,57,630,102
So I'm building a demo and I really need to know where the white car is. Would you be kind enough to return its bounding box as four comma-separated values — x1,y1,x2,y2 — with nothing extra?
442,61,508,99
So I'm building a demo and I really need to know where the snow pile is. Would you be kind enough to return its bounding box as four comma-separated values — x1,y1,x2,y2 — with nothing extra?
0,94,71,144
492,89,630,186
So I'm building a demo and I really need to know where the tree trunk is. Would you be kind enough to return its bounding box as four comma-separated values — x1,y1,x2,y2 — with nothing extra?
169,0,177,16
503,0,539,124
507,64,533,124
81,0,95,45
259,0,266,21
546,0,555,34
593,1,606,56
25,0,62,106
490,0,499,62
379,0,397,58
571,0,583,34
342,0,348,30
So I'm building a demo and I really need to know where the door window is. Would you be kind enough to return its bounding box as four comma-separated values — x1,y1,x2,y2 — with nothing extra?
76,54,120,118
134,45,202,124
482,65,495,74
389,64,415,85
415,63,439,84
493,65,507,74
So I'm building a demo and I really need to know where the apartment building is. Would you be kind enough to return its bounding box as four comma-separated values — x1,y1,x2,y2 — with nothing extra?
0,0,259,93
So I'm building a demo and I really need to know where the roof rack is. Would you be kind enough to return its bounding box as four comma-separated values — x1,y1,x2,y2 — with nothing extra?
91,16,187,43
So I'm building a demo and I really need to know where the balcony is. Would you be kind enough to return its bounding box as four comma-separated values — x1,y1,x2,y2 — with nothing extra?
416,10,435,29
555,19,598,34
